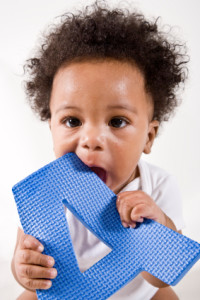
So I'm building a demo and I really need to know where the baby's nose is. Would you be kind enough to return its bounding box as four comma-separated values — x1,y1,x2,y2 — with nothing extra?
80,126,104,151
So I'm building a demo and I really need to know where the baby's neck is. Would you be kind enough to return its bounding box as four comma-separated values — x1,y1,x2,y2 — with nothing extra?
115,166,140,195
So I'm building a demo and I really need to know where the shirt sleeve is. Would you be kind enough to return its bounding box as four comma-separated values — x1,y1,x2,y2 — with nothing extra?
152,174,185,231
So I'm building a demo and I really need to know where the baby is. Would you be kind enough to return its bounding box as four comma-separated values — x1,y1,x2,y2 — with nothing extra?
11,1,188,299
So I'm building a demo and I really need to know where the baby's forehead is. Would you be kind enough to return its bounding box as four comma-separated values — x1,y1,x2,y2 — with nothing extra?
50,59,153,119
55,59,146,89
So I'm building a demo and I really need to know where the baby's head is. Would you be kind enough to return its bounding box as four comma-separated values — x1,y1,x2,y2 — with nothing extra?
24,1,188,193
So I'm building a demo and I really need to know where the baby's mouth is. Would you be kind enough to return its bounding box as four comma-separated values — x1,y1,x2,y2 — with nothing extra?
90,167,107,184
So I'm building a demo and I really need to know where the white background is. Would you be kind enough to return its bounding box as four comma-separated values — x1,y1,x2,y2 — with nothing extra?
0,0,200,299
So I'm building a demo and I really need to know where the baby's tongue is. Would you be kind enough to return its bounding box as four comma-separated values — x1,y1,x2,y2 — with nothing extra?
90,167,107,183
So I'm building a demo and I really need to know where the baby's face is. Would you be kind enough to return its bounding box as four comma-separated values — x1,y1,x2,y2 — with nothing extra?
49,60,159,194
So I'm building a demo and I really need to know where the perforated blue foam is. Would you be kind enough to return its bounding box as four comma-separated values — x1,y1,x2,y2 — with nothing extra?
12,153,200,299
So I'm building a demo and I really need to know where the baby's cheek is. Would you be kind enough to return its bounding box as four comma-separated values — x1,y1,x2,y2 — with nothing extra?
54,141,76,158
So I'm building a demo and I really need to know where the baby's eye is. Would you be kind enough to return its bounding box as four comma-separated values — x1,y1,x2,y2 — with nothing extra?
109,117,128,128
64,117,82,128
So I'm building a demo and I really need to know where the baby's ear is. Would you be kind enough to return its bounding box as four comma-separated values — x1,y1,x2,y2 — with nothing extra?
143,120,159,154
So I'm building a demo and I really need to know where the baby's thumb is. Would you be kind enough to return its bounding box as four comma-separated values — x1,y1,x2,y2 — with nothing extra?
19,233,44,252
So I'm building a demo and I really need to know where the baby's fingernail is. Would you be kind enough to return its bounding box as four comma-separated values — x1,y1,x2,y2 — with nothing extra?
37,244,44,252
137,217,144,223
130,223,136,228
122,222,129,228
51,269,57,278
45,281,52,289
48,257,55,266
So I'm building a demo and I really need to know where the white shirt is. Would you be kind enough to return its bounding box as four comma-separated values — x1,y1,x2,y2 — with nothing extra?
66,160,184,300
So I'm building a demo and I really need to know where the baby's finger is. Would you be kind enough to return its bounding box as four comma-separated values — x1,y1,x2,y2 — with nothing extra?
18,249,55,268
19,234,44,252
130,204,150,222
19,264,57,280
116,194,132,215
117,192,145,214
23,278,52,290
119,201,133,225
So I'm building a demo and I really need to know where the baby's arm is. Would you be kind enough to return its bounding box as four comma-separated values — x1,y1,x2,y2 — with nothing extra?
116,190,181,288
11,227,57,293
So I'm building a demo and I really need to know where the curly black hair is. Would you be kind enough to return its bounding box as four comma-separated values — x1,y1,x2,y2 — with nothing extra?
24,0,189,122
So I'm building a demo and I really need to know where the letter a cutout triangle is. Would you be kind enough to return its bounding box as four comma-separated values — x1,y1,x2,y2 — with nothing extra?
66,211,112,272
12,153,200,300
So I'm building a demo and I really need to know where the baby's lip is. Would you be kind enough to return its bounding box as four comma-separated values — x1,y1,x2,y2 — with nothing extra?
90,166,107,184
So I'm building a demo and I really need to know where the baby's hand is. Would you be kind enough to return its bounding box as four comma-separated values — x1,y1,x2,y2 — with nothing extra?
13,232,57,291
116,190,167,228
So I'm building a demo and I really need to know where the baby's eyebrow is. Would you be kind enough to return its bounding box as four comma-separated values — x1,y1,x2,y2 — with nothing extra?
107,105,138,114
55,105,81,114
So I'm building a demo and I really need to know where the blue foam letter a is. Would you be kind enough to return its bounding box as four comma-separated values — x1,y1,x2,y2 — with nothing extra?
12,153,200,299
